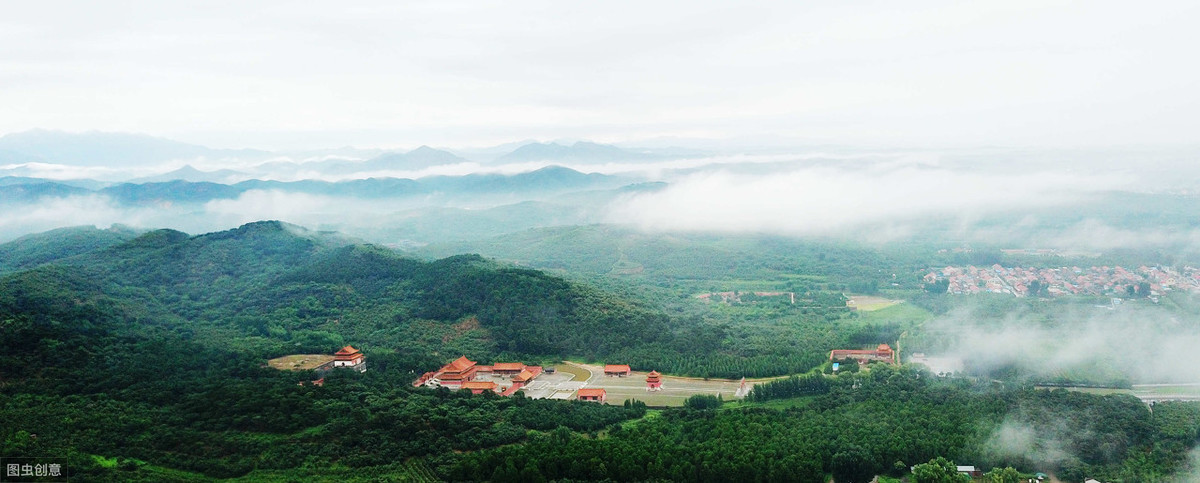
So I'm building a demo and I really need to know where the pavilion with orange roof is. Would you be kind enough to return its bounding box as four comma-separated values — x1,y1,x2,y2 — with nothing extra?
645,370,662,391
332,345,367,372
436,356,479,387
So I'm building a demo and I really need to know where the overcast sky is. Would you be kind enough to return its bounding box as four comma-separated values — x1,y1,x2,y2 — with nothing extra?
3,1,1198,150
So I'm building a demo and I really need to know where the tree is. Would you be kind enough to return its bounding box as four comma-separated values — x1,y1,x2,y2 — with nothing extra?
684,394,721,410
1137,281,1152,297
831,445,875,483
925,278,950,294
985,466,1021,483
911,457,969,483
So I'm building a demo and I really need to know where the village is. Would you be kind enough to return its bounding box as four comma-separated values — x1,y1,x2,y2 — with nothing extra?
925,264,1200,298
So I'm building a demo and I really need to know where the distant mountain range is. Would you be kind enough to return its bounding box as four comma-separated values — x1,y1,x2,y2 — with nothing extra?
0,165,637,206
495,141,663,164
130,165,251,184
298,145,473,175
0,130,690,176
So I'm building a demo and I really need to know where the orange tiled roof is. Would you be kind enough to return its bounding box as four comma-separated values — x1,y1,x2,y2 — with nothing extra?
577,388,606,398
446,356,476,371
461,381,497,390
604,364,631,373
513,370,536,383
493,362,524,371
335,345,361,356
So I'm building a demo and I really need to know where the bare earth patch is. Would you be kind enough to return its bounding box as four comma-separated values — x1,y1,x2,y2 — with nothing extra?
267,354,334,371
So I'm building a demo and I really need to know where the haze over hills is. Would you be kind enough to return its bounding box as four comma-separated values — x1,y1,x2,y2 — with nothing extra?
495,141,665,164
5,129,1200,262
0,130,684,180
130,165,251,184
0,129,273,167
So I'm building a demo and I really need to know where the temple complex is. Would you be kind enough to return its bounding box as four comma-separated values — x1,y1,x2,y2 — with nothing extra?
829,344,896,364
412,356,543,395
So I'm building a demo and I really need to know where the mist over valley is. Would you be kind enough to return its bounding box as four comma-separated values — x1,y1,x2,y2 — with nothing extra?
6,2,1200,481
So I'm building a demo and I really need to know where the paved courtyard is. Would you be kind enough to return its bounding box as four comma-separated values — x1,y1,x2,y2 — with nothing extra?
521,362,754,407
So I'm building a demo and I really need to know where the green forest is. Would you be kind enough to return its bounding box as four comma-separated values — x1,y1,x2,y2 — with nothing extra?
2,221,1200,481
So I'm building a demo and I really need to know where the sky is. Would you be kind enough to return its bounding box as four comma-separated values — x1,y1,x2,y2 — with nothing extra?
3,1,1199,150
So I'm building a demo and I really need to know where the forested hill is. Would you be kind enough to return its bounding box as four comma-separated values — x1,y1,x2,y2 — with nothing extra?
0,221,676,479
0,224,143,274
0,220,722,372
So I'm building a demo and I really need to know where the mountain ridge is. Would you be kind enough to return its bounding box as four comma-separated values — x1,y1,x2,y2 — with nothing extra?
496,141,662,164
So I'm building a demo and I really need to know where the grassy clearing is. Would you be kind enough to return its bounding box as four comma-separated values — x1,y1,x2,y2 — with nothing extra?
846,295,902,311
1036,386,1135,396
619,409,663,430
855,301,932,325
551,363,592,382
92,455,119,468
1133,385,1200,397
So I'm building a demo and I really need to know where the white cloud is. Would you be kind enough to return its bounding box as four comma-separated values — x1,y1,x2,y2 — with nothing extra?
3,1,1199,149
924,304,1200,384
0,195,155,239
606,165,1128,237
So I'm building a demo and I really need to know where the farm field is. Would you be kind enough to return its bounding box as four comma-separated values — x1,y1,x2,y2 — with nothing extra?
846,294,902,311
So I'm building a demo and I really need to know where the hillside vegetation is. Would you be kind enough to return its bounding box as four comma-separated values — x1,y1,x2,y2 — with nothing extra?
4,222,1200,480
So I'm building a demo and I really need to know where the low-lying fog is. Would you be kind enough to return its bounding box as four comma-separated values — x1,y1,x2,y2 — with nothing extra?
4,146,1199,253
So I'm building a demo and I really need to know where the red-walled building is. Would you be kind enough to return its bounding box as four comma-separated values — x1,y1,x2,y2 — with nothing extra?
577,388,606,402
604,364,631,377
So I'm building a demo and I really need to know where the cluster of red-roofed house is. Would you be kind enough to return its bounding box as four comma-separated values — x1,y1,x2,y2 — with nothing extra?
925,264,1200,297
